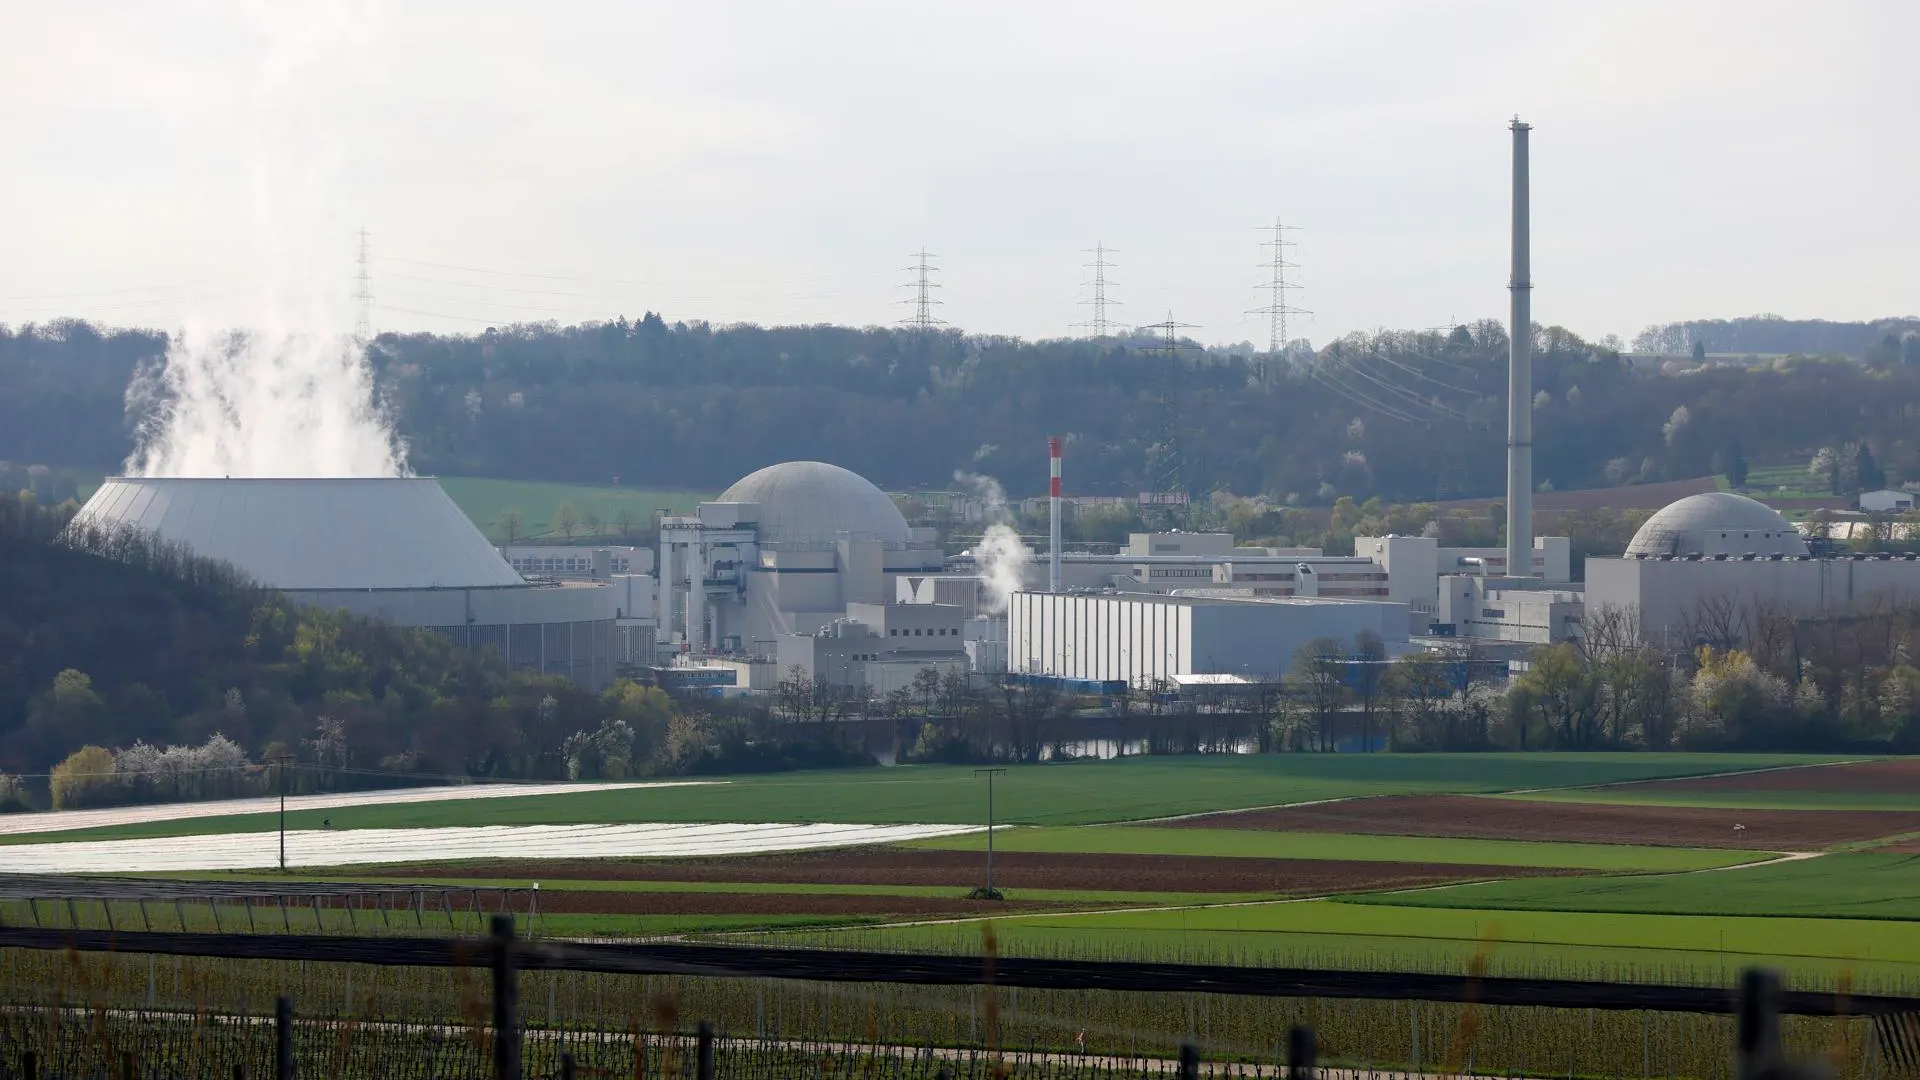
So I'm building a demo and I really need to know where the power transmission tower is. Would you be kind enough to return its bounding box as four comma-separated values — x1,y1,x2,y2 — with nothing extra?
1249,219,1309,366
1139,313,1202,520
1072,242,1121,338
353,227,374,341
898,248,945,331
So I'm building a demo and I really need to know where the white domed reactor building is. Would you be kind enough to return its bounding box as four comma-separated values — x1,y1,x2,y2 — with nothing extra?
1588,490,1920,642
71,477,638,687
659,462,968,691
1621,492,1808,559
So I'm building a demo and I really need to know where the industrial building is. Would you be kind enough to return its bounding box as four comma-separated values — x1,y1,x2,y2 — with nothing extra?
658,461,949,655
1586,491,1920,642
503,544,651,578
1007,590,1410,685
949,531,1568,636
69,477,636,688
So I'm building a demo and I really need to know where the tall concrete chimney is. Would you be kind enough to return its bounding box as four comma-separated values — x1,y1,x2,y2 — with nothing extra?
1048,436,1063,592
1505,117,1534,578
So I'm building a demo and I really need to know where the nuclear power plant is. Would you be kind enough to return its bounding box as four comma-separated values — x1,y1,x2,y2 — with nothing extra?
64,118,1908,699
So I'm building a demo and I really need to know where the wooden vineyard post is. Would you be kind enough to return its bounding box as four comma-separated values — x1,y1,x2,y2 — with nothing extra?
492,915,522,1080
1737,968,1782,1080
1288,1025,1316,1080
1178,1042,1199,1080
275,996,292,1080
696,1021,715,1080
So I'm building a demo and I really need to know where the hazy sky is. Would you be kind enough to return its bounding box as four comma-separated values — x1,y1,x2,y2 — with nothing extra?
4,1,1915,346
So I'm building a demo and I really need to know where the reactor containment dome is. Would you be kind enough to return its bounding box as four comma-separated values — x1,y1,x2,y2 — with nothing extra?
1623,491,1808,559
717,460,912,546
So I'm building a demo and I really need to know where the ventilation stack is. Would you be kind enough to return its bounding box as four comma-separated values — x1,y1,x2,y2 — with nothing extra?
1505,117,1534,578
1048,436,1063,593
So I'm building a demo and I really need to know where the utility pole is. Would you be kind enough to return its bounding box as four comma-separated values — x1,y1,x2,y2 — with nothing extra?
1249,219,1308,363
353,227,374,341
974,767,1007,897
898,248,945,332
269,754,294,872
1072,243,1120,338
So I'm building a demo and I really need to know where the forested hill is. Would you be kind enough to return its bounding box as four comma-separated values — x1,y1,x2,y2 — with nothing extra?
7,314,1920,503
0,495,632,784
1633,314,1920,360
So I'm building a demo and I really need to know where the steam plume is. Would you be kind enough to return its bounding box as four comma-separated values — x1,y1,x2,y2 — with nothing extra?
120,3,405,480
956,470,1033,615
125,327,407,478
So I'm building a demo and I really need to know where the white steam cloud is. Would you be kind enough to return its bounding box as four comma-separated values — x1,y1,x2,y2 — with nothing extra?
125,328,407,478
956,470,1033,615
122,3,405,480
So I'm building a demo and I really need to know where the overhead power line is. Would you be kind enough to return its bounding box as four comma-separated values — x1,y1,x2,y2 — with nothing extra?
1307,362,1426,426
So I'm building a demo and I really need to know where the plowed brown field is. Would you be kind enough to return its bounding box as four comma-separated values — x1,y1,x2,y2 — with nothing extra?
530,890,1059,917
383,849,1562,895
1160,795,1920,850
1630,759,1919,794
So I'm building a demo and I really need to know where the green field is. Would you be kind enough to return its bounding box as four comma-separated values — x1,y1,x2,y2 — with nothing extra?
1735,463,1839,502
0,754,1848,845
913,826,1751,871
784,898,1920,989
432,476,711,542
1346,852,1920,920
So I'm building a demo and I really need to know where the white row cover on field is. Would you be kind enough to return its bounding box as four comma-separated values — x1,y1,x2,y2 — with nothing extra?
0,781,719,837
0,822,985,873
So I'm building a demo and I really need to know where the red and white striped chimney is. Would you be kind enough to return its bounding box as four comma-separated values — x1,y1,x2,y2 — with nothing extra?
1048,436,1063,593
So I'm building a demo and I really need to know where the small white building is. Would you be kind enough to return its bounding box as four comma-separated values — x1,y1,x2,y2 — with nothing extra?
503,544,652,578
1860,489,1915,514
1434,576,1585,645
775,603,971,694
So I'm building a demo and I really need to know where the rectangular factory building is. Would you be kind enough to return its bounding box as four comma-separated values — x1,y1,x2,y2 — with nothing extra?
1006,591,1409,685
1586,553,1920,643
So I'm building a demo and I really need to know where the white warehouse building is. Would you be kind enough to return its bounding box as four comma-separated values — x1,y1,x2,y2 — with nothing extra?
1007,590,1410,685
70,477,635,688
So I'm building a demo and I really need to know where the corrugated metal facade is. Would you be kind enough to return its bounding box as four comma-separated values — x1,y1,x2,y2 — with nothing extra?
1008,591,1408,684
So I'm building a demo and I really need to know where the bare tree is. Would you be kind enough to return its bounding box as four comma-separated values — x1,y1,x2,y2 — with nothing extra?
1352,630,1388,752
1681,593,1744,652
1291,638,1348,752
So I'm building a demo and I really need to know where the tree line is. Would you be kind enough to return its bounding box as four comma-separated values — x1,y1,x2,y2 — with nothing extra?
9,314,1920,508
